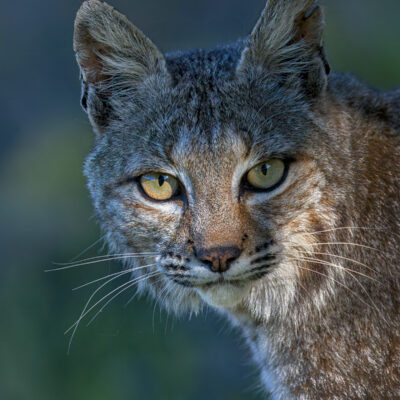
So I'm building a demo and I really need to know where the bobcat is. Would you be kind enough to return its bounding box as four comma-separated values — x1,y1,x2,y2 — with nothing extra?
73,0,400,398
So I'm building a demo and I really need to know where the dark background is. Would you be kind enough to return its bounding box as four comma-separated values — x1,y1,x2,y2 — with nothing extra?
1,1,399,399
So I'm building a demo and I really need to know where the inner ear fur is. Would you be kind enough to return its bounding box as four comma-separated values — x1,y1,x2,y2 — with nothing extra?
237,0,330,98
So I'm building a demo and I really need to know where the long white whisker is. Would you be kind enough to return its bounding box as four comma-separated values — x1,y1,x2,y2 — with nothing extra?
295,250,376,273
124,290,140,308
124,274,165,308
67,264,156,333
86,272,162,327
160,284,177,331
292,226,400,242
65,263,155,352
72,264,156,291
285,241,383,254
68,236,106,263
152,283,169,330
66,270,130,353
294,263,377,313
292,259,388,324
292,226,386,236
287,256,380,283
46,254,157,272
53,252,157,266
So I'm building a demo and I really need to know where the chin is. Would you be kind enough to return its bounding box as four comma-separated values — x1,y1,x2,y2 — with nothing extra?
196,282,251,308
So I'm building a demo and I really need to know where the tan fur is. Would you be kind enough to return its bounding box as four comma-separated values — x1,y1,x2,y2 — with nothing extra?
73,0,400,398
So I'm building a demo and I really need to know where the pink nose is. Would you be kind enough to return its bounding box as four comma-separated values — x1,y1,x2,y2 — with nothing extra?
196,246,241,273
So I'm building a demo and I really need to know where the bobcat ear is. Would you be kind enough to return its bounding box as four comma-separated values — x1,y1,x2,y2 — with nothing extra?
73,0,169,133
237,0,330,98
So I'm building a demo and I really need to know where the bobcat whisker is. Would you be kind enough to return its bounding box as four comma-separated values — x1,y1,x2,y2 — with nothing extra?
68,235,106,263
285,241,383,254
293,264,384,319
86,272,163,327
293,258,388,324
68,268,139,348
124,288,141,308
293,250,377,274
66,269,159,352
67,264,157,335
72,264,157,291
47,253,157,271
292,226,388,236
249,248,376,280
286,256,380,284
53,251,157,266
152,282,177,331
155,282,173,310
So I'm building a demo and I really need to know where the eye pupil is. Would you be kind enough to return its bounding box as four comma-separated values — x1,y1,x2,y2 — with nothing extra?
261,164,268,176
158,175,165,186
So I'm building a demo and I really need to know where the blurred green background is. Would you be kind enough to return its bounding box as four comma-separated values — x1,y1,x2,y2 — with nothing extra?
1,1,399,399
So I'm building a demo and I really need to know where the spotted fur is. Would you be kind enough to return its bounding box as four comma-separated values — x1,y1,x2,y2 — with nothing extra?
74,0,400,398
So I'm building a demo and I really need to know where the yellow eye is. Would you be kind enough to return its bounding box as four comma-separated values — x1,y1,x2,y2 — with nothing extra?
140,173,179,201
247,159,286,190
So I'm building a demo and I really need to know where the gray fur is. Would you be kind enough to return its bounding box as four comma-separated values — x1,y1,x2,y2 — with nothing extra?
74,0,400,398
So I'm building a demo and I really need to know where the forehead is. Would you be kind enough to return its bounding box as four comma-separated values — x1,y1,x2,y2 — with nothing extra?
111,49,316,177
134,83,313,166
170,127,250,176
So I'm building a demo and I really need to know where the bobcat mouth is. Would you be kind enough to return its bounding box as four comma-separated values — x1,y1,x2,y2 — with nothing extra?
158,252,280,308
193,262,278,308
161,248,279,295
166,262,278,288
203,263,276,287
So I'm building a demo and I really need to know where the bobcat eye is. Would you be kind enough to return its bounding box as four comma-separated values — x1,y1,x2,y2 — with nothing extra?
140,173,179,201
246,159,286,190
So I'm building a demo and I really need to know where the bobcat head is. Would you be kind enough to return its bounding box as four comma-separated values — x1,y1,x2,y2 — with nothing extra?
73,0,394,322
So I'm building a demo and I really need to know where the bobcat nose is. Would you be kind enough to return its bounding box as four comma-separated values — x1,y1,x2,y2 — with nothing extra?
196,246,241,273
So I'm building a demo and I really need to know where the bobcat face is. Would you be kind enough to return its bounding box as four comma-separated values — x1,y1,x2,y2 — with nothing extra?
76,0,335,314
84,72,329,311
